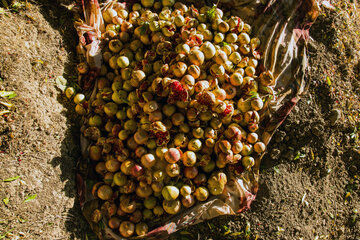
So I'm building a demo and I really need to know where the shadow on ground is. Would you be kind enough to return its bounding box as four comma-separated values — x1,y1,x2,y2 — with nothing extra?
36,0,93,238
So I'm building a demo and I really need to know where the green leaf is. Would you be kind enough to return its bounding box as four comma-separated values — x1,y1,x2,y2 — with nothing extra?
2,176,20,182
326,76,331,86
206,5,217,21
231,232,243,236
2,197,9,205
249,91,260,99
7,93,16,99
350,132,357,139
98,221,105,230
273,166,281,174
245,221,251,237
11,2,20,8
35,59,44,64
17,216,27,223
0,101,13,108
84,233,99,240
0,91,17,99
23,194,37,203
69,82,82,92
0,228,15,239
140,22,149,35
121,99,129,104
0,110,10,115
114,24,121,32
294,152,306,160
219,42,229,47
55,76,68,92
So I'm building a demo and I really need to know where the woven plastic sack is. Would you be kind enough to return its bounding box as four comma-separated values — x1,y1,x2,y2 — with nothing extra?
74,0,320,239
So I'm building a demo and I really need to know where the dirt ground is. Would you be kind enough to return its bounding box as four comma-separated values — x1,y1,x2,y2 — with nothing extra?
0,0,359,240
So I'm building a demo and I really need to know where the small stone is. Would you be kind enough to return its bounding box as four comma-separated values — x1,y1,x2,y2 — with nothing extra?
311,124,324,137
270,148,281,159
10,125,16,131
284,124,292,132
328,109,341,126
349,165,357,174
275,131,287,143
293,105,299,113
337,226,345,235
